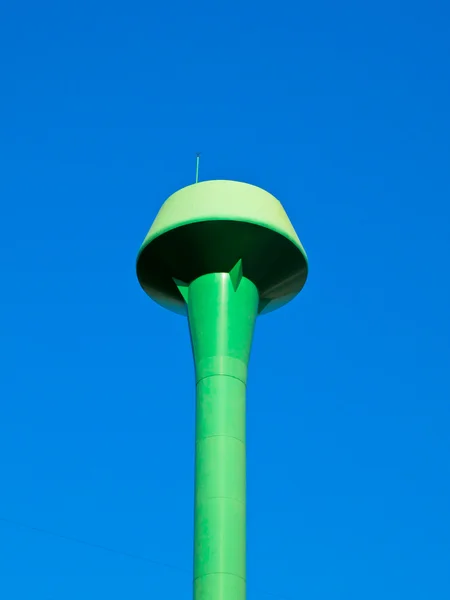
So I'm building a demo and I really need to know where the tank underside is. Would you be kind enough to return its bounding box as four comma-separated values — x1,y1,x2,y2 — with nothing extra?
136,219,308,315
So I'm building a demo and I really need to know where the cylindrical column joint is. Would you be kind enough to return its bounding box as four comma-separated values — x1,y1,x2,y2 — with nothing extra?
186,267,259,600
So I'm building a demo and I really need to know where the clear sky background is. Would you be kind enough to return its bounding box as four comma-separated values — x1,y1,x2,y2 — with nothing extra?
1,1,449,598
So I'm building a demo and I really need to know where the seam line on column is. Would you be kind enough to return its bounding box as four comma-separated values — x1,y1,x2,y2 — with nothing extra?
194,572,246,583
196,373,247,385
195,496,245,504
196,434,245,445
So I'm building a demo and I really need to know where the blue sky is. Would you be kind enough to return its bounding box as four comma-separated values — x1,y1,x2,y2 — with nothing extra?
1,0,449,598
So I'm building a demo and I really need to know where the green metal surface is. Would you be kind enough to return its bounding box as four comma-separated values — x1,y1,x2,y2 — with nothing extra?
136,179,308,600
136,180,308,315
185,270,258,600
141,180,304,249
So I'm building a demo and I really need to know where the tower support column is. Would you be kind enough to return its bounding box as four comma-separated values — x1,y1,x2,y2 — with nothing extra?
185,269,259,600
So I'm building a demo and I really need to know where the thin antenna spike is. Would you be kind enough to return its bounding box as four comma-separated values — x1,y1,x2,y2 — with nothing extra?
195,153,200,184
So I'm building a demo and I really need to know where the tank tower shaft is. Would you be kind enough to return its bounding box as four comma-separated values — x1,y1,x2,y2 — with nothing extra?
136,180,308,600
189,269,257,598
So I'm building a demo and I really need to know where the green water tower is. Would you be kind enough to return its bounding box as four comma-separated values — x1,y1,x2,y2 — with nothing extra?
136,179,308,600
